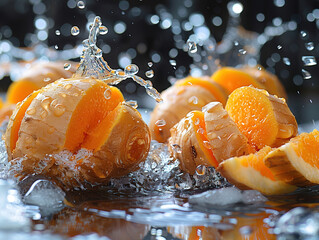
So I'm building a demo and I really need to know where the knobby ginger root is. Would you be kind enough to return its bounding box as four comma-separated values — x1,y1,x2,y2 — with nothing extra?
168,102,250,174
149,76,227,143
7,61,77,104
4,78,150,189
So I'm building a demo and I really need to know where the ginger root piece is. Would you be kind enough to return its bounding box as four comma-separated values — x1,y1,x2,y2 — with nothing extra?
149,76,227,143
241,65,287,99
168,111,218,174
5,78,150,188
168,102,251,174
218,146,297,195
7,61,77,104
203,102,253,163
225,86,297,151
264,129,319,187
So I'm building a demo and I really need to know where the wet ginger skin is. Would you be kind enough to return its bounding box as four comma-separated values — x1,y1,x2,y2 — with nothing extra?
150,76,227,143
5,78,150,189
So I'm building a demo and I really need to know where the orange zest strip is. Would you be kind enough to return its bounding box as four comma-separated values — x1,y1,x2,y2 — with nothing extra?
211,67,264,94
10,90,41,151
64,82,124,152
175,77,227,105
7,80,40,104
191,111,219,168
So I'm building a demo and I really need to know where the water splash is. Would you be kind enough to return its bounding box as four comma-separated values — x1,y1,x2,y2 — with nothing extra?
74,16,162,102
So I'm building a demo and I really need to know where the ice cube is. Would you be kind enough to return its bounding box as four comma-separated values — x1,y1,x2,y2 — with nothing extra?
189,187,267,206
274,207,319,238
23,179,65,215
0,179,30,230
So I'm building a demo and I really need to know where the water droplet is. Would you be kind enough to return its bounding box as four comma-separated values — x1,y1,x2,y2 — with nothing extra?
196,165,206,175
55,30,61,36
82,39,89,48
203,140,211,149
125,64,139,75
234,41,239,46
148,62,153,67
277,45,282,50
26,108,36,115
238,49,247,55
71,26,80,36
305,42,314,51
104,88,112,99
126,100,138,109
77,0,85,9
43,77,51,82
64,84,72,90
155,119,166,127
169,59,176,66
302,69,312,79
53,104,66,117
40,110,48,119
300,30,307,39
171,144,182,153
188,96,198,105
197,128,204,134
240,226,253,235
60,93,67,98
145,70,154,78
64,63,71,70
99,26,108,35
187,41,197,53
48,126,55,134
194,118,200,125
283,57,291,66
54,45,58,49
302,56,317,66
95,48,103,58
310,99,313,103
41,97,52,111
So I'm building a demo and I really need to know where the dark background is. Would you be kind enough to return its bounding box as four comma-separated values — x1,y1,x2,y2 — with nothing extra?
0,0,318,124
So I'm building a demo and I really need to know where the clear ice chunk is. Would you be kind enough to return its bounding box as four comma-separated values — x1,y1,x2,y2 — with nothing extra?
189,187,267,206
23,179,65,216
274,207,319,238
0,179,30,230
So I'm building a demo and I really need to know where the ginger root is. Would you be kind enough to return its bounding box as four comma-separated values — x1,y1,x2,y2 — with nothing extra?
168,102,250,174
149,76,227,143
7,61,77,104
5,78,150,189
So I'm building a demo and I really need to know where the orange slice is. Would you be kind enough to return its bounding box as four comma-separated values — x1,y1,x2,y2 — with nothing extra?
264,129,319,187
211,67,265,95
241,65,287,99
225,86,297,150
175,76,228,106
218,146,297,195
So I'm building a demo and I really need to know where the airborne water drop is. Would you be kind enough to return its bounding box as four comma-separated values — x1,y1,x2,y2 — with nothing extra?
145,70,154,78
71,26,80,36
